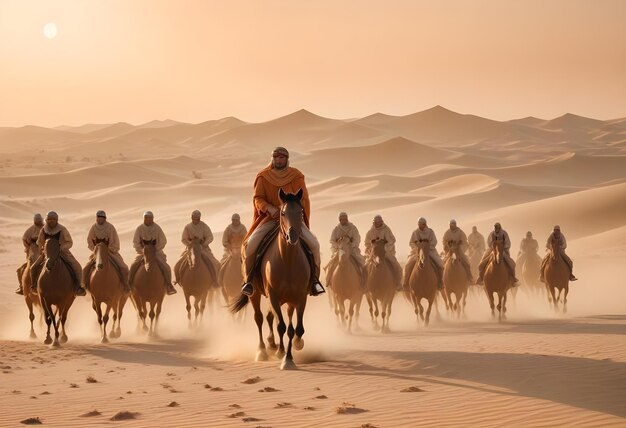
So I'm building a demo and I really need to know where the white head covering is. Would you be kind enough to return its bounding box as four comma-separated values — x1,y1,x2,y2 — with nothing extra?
46,211,58,220
191,210,201,218
418,217,427,225
338,212,348,218
554,225,560,230
373,214,382,221
449,219,457,225
33,213,43,221
231,213,240,220
143,211,154,218
96,210,107,218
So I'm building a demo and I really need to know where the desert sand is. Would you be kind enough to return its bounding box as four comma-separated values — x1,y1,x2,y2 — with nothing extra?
1,106,625,427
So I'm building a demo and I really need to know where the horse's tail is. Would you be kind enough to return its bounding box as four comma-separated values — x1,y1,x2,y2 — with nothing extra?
229,293,249,314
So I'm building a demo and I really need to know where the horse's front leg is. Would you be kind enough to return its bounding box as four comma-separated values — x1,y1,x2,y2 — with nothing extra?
269,292,286,358
252,293,268,361
281,304,297,370
266,310,277,350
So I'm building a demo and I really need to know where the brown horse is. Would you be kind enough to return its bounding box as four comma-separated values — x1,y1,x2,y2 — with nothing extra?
408,239,438,326
89,238,128,343
483,236,513,321
329,236,364,332
220,232,246,318
521,251,543,297
179,239,212,328
543,238,570,313
37,233,76,346
230,189,310,370
19,238,41,339
443,241,468,319
365,239,396,333
131,239,166,337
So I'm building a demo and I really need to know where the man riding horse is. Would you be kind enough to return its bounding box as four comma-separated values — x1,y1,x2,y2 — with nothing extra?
240,147,325,297
129,211,177,295
540,225,578,282
82,210,131,293
173,210,221,287
476,222,520,286
15,213,44,295
30,211,86,296
325,212,367,290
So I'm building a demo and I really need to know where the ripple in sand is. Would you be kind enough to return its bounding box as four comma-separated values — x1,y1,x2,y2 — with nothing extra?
228,404,242,409
20,417,42,425
314,395,328,399
275,402,293,408
258,386,279,393
242,376,261,384
80,410,102,417
110,411,139,421
227,411,246,418
167,401,180,407
242,417,261,422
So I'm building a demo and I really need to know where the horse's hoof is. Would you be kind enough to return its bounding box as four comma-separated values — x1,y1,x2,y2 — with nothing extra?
44,337,52,345
29,331,37,340
382,326,391,334
293,337,304,351
267,342,278,351
275,349,286,359
255,349,268,362
60,335,68,344
101,336,109,344
142,326,149,332
52,340,60,348
280,357,297,371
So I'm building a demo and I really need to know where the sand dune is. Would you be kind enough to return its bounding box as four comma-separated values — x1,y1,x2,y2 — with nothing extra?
1,107,626,427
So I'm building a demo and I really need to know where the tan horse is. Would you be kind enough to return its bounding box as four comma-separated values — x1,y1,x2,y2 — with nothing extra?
37,233,76,346
543,238,570,313
220,232,245,318
521,251,543,297
179,239,212,328
230,189,310,370
131,239,166,337
365,239,396,333
329,236,364,332
408,239,438,326
483,236,513,321
443,240,468,319
19,238,41,339
89,238,128,343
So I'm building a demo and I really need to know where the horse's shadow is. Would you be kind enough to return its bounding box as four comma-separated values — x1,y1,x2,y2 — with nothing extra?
303,349,626,418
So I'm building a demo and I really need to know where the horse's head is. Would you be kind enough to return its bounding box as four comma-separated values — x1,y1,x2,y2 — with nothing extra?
27,237,40,264
278,188,304,245
43,232,61,271
492,236,504,264
417,238,430,267
93,238,110,270
141,239,157,271
371,238,387,262
447,240,460,261
187,238,204,268
337,235,352,260
549,237,560,260
230,234,244,255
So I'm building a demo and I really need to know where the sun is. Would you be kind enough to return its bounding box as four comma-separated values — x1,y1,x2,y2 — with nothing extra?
43,23,58,39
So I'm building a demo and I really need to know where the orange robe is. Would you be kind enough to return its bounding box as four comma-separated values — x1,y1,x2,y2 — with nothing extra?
245,164,311,241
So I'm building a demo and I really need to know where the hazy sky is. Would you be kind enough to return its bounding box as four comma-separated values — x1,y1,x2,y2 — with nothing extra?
1,0,625,127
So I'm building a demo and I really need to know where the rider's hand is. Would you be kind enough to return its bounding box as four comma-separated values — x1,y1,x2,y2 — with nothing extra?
266,205,279,219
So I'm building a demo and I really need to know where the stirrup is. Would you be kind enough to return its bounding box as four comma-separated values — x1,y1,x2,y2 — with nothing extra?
166,283,177,295
15,287,24,295
75,286,87,296
570,275,578,281
241,282,254,296
310,282,325,296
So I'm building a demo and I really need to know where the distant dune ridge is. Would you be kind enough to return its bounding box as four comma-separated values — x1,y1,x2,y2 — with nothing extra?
1,106,625,427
